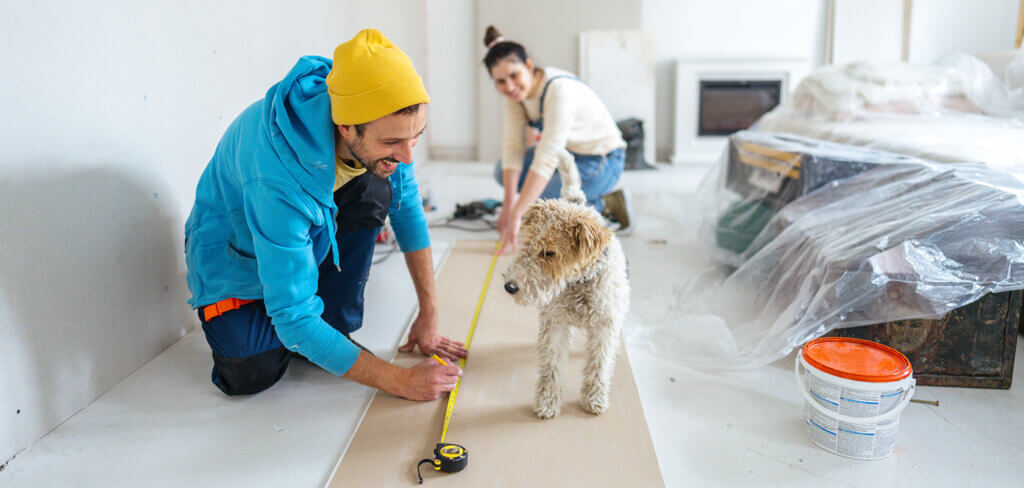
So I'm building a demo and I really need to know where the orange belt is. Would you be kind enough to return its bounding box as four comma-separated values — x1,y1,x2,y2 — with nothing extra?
203,298,257,321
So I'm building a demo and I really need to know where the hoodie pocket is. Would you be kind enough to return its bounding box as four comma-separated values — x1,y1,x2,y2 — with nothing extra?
191,242,262,300
223,243,261,290
226,242,256,261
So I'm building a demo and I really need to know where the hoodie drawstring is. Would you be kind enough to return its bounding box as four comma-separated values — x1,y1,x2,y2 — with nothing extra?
326,207,341,271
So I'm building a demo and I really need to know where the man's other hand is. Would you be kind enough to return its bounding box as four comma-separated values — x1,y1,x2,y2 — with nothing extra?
398,310,468,361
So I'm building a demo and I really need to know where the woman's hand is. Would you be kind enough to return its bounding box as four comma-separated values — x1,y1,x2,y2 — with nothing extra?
496,207,523,255
496,202,520,255
496,202,513,237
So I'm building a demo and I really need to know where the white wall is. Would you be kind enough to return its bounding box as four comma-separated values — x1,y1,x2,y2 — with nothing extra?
345,0,477,163
831,0,905,64
908,0,1020,63
642,0,828,161
475,0,644,162
0,0,369,464
426,0,478,160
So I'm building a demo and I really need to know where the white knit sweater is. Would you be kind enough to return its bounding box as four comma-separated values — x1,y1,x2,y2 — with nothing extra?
500,67,626,179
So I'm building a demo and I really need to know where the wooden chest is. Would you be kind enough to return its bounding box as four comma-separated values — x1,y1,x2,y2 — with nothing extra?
828,290,1020,389
724,131,921,210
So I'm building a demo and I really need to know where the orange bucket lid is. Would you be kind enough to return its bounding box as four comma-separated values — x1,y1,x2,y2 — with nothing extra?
801,337,912,382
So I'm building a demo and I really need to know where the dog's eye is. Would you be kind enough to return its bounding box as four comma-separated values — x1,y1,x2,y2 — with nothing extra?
541,251,556,258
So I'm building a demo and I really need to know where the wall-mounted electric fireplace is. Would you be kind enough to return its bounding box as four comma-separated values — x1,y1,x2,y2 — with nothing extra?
673,59,807,164
698,80,781,136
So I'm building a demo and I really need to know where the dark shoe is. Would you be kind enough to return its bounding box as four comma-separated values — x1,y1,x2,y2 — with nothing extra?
601,188,634,235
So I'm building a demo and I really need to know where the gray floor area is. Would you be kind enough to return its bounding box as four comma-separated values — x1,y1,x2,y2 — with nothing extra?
2,161,1021,487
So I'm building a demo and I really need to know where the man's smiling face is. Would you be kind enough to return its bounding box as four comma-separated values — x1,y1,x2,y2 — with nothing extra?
338,105,427,178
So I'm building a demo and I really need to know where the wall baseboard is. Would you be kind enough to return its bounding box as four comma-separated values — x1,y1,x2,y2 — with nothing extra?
656,147,674,164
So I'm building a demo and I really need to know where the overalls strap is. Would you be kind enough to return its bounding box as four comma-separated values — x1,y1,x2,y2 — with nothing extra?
523,75,581,131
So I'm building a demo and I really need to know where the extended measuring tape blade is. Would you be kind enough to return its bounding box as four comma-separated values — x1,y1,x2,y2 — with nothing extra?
415,243,500,484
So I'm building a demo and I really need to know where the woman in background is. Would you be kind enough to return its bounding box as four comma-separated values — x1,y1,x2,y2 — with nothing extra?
483,26,632,253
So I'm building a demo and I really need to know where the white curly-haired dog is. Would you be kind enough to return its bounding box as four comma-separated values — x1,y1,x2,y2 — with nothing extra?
502,150,630,419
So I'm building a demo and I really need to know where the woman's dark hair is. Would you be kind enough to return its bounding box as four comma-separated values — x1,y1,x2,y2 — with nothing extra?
482,25,529,73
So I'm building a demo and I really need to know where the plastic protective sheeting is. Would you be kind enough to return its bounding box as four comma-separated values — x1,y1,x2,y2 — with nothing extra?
757,57,1024,174
627,131,1024,369
757,55,1024,171
786,53,1024,121
940,53,1024,119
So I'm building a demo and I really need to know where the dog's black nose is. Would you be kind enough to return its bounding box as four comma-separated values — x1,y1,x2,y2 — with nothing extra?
504,281,519,295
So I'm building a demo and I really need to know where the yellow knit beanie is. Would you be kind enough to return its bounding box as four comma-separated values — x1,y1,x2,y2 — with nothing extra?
326,29,430,125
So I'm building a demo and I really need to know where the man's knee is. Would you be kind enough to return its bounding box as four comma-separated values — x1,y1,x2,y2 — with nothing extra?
210,346,291,396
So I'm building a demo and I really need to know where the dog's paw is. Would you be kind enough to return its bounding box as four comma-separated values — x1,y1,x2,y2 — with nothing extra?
534,398,561,419
580,387,609,415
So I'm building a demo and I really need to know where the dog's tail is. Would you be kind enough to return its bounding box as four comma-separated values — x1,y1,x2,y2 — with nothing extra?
555,149,586,205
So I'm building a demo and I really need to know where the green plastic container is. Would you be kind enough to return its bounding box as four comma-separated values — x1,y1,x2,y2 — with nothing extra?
715,199,776,255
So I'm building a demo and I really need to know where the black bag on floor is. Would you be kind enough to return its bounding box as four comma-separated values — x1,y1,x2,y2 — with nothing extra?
616,118,655,170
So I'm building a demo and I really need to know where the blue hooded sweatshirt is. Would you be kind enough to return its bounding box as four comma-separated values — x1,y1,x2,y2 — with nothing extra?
184,56,430,376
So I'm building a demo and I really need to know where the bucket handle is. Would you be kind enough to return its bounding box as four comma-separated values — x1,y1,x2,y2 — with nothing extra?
795,355,916,425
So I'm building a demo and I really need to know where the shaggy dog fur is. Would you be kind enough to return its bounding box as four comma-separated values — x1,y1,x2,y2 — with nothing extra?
502,150,630,418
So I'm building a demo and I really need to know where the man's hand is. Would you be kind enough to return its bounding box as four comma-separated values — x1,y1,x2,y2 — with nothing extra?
398,309,468,361
344,351,462,402
390,358,463,401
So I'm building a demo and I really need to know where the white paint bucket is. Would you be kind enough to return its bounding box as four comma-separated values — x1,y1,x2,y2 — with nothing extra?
795,337,916,460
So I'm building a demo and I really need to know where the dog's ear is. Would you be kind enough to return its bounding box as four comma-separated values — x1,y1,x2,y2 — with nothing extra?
522,202,544,228
571,215,612,263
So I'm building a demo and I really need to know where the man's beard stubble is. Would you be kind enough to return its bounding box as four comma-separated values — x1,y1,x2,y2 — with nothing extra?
343,137,398,179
